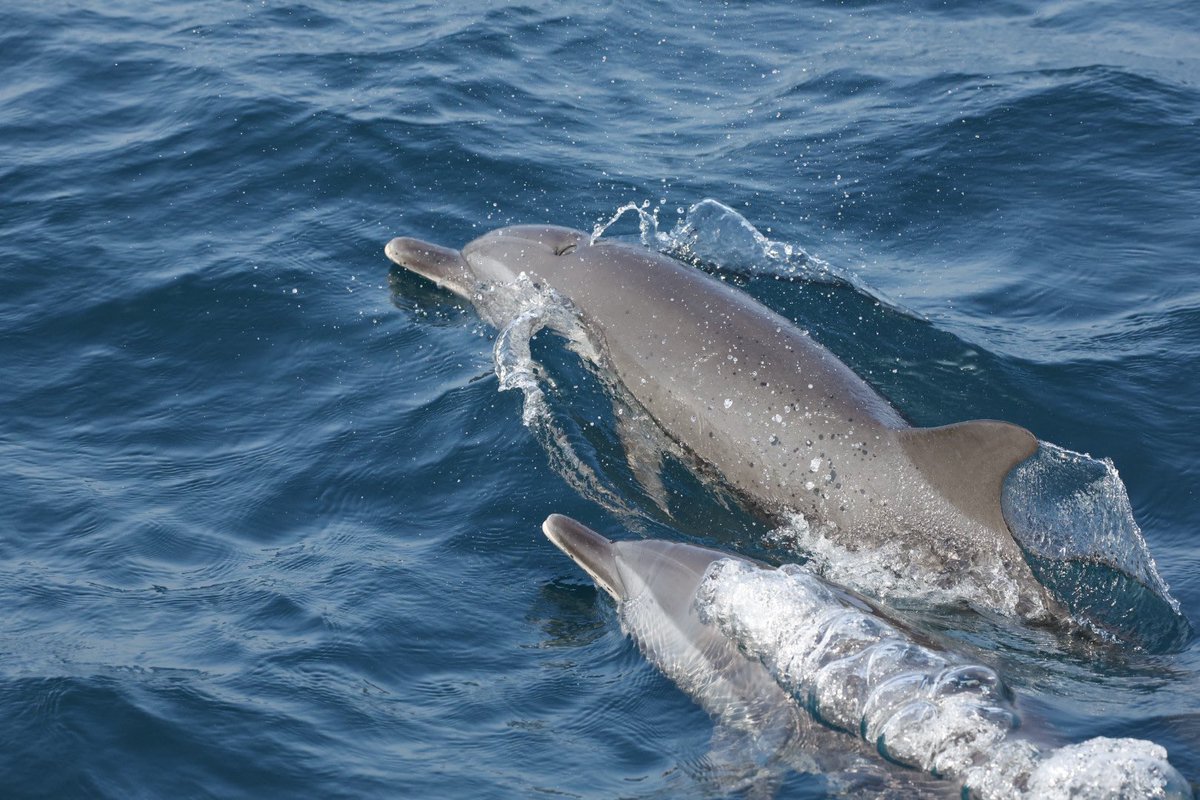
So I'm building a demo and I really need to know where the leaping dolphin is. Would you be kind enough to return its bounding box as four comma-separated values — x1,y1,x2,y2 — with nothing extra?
385,225,1058,620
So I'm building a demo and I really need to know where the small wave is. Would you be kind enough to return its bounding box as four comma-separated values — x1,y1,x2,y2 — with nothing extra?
697,559,1193,799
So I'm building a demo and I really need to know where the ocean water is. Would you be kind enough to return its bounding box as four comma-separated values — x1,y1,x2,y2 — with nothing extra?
2,1,1199,797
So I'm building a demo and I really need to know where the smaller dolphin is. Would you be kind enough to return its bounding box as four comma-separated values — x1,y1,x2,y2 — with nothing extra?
541,513,932,797
542,514,1193,800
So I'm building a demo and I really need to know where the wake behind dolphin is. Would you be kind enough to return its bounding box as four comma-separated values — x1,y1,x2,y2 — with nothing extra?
386,223,1058,620
542,514,1192,799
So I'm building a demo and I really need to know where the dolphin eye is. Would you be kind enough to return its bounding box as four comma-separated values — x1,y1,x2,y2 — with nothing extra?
554,243,577,256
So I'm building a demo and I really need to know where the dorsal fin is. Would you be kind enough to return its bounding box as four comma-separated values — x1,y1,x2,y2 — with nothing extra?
896,420,1037,536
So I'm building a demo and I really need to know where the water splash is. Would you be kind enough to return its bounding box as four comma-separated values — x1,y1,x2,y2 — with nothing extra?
656,200,920,320
696,559,1193,799
1003,442,1190,648
489,276,632,517
1005,443,1173,601
589,198,919,320
659,199,822,276
763,511,1029,616
590,198,834,280
589,200,663,246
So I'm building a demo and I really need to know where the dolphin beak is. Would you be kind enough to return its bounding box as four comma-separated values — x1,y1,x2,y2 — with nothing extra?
384,237,473,299
542,514,626,601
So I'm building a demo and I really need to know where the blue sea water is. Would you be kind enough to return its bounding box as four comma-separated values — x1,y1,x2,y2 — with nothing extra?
2,0,1199,797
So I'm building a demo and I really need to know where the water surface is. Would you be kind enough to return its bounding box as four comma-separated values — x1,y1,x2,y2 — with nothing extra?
2,1,1199,797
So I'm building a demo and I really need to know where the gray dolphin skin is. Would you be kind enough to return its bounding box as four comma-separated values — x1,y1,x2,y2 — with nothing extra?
386,225,1058,620
540,513,803,732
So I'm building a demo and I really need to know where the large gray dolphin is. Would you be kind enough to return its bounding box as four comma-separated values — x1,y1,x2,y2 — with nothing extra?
542,514,1193,800
385,225,1057,620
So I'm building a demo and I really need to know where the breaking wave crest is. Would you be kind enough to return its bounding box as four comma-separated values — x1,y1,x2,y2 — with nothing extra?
696,559,1193,799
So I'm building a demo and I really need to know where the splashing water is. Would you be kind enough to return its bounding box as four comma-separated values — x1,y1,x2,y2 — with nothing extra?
660,199,819,275
654,199,919,320
1004,442,1174,602
764,509,1034,613
590,198,824,276
1003,442,1190,648
488,276,633,517
696,559,1193,799
589,199,663,246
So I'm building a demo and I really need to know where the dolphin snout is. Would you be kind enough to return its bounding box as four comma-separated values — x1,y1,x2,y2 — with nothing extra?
543,514,626,601
384,236,451,268
383,236,412,264
384,236,473,298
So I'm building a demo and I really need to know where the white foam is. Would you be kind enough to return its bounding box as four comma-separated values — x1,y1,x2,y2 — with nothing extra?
1024,737,1192,799
695,559,1192,799
764,511,1013,611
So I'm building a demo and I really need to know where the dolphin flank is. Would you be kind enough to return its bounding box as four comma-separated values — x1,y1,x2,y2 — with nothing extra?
386,225,1058,620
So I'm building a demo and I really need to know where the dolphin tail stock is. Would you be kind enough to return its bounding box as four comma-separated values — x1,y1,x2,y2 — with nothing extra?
896,419,1037,539
542,514,626,600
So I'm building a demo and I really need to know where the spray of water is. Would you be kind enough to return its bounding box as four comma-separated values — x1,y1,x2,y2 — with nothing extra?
589,199,662,245
487,276,633,518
